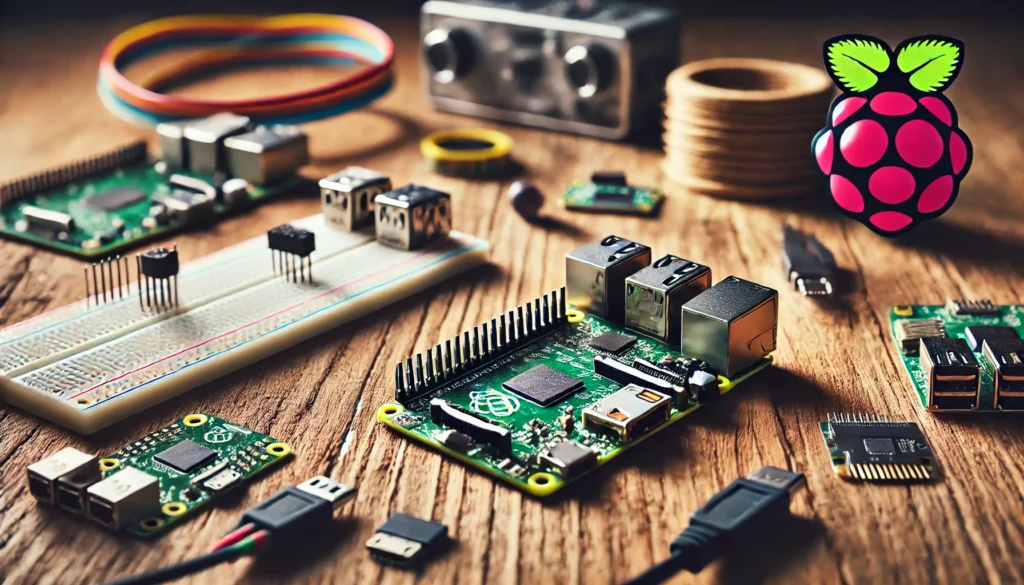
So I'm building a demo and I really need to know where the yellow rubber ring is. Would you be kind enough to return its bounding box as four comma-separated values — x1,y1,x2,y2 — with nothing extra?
99,458,121,471
162,502,187,516
420,128,513,163
377,403,404,419
567,310,586,323
265,442,292,457
183,414,208,427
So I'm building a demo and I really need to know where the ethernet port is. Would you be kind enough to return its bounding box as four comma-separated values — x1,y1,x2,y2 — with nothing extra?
88,497,116,527
58,485,83,512
28,473,52,502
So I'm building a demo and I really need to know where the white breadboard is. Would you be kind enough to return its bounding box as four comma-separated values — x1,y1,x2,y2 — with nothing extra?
0,214,489,433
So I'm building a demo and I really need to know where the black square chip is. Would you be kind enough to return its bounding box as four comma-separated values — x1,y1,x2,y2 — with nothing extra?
589,331,637,354
154,439,218,473
502,364,585,407
965,325,1020,351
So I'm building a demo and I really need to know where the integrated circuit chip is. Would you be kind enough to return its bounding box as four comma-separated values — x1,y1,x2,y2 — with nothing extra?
83,186,147,211
819,413,937,482
965,325,1019,351
502,364,584,407
153,439,218,474
589,331,637,354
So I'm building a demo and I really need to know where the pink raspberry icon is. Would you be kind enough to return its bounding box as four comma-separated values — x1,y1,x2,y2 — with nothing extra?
813,35,972,236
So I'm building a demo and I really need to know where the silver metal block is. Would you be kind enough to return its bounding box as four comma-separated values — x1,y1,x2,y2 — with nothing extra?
182,113,251,174
320,167,392,232
224,125,309,185
374,184,452,250
565,235,651,323
625,254,711,342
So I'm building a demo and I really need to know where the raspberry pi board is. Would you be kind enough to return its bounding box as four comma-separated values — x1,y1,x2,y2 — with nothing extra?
0,140,302,259
0,215,489,433
561,181,664,216
890,302,1024,412
29,414,291,536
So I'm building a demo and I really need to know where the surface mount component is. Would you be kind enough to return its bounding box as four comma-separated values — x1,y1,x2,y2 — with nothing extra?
589,331,637,354
894,318,946,355
681,276,778,378
367,513,450,568
182,113,252,174
919,336,981,410
889,303,1024,413
947,298,999,316
429,398,512,456
224,125,309,185
625,255,711,342
83,186,147,212
566,235,651,323
501,364,585,407
582,383,671,441
21,205,75,232
538,440,598,478
782,225,836,296
319,166,392,232
820,413,938,482
0,214,489,433
375,184,452,250
137,245,180,310
562,174,665,216
268,224,316,283
28,415,290,535
983,339,1024,411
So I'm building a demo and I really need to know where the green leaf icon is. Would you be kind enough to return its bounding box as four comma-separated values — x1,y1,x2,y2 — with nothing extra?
823,35,892,93
895,37,964,92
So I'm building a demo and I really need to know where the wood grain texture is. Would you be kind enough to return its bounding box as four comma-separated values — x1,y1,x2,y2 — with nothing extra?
2,14,1024,585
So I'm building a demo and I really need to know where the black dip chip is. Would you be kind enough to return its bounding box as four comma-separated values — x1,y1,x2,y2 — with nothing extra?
862,437,896,455
502,364,585,407
539,440,598,478
820,415,937,482
83,186,147,211
965,325,1020,351
153,439,218,473
589,331,637,354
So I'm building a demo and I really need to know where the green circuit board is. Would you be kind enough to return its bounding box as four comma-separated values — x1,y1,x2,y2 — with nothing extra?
379,308,770,497
0,145,300,259
561,181,665,216
890,303,1024,412
97,414,291,536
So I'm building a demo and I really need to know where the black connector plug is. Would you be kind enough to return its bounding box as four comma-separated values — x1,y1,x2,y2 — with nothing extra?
623,466,806,585
367,513,450,568
240,476,355,545
782,225,836,297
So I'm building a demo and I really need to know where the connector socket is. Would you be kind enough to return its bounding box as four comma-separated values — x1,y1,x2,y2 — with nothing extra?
625,254,711,342
295,476,356,510
566,235,651,324
920,336,981,411
319,167,392,232
86,466,160,529
224,125,309,185
582,383,671,441
375,184,452,250
27,447,98,506
182,113,251,174
983,339,1024,411
680,276,778,378
156,121,189,170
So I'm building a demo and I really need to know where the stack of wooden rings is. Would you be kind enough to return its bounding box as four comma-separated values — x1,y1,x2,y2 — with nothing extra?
662,58,833,199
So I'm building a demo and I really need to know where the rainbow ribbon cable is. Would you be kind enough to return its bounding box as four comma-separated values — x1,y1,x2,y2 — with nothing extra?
98,14,395,126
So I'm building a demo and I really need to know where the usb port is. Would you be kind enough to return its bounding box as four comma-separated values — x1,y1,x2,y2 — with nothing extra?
26,447,98,506
983,339,1024,411
86,467,160,529
919,337,981,410
583,384,671,441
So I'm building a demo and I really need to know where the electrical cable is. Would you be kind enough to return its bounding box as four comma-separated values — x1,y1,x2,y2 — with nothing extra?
209,522,257,552
97,14,395,127
622,466,807,585
108,531,269,585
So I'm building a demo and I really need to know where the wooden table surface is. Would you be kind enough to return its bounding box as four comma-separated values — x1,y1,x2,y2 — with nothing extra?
2,13,1024,585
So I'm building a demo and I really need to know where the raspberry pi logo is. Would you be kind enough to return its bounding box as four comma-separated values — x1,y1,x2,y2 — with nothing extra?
813,35,972,236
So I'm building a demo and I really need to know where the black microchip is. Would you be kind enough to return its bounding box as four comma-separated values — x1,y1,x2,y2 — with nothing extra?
591,171,627,186
965,325,1019,351
83,186,147,211
267,224,316,257
540,440,598,478
825,418,936,482
502,364,585,407
153,439,218,473
589,331,637,354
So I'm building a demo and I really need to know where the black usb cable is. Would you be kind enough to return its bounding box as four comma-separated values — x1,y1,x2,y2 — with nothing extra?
623,466,807,585
782,225,836,296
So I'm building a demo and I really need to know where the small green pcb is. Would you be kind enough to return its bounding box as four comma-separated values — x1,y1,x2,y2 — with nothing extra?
890,302,1024,412
379,304,770,497
0,141,300,259
95,414,291,536
561,181,665,216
